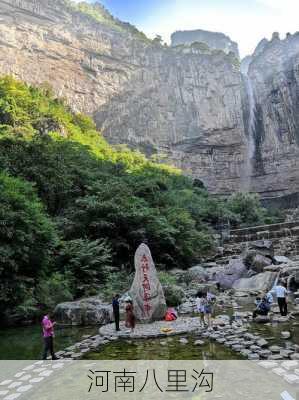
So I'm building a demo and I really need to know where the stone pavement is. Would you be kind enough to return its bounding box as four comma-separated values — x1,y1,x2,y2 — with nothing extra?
0,360,72,400
99,317,201,339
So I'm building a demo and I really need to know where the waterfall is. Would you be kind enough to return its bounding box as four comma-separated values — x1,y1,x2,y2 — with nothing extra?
241,62,257,191
245,76,257,161
272,271,280,289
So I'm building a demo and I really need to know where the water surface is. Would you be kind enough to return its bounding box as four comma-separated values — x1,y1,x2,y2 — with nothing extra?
0,324,97,359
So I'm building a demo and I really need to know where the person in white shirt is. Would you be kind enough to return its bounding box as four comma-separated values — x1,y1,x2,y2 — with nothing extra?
271,282,288,316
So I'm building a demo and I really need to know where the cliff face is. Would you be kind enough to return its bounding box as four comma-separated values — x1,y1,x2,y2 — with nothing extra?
1,0,299,200
0,0,248,195
171,29,240,58
246,33,299,197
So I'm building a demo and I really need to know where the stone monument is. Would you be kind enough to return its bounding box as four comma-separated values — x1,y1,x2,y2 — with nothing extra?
129,243,167,322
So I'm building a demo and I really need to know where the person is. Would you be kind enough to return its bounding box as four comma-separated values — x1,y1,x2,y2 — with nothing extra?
265,291,274,308
112,294,120,331
125,298,136,332
195,291,206,327
42,314,58,360
205,291,216,329
252,295,271,319
272,282,288,316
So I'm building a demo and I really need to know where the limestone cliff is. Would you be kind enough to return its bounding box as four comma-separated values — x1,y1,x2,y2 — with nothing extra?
0,0,248,195
245,32,299,198
1,0,299,200
171,29,240,58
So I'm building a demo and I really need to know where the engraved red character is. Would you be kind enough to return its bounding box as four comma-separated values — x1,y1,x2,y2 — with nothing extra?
141,254,151,317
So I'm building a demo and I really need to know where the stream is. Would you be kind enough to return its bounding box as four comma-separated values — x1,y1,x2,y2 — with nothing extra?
1,296,298,360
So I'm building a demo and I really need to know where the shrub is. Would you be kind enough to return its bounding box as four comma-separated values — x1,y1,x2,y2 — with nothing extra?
35,272,74,311
101,270,134,302
163,285,185,307
57,239,112,298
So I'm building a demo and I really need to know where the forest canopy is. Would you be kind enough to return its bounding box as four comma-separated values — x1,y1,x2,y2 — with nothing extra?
0,76,278,320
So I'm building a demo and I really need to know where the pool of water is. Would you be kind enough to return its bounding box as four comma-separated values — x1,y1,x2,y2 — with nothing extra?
0,324,97,359
1,296,298,360
233,296,299,346
84,335,244,360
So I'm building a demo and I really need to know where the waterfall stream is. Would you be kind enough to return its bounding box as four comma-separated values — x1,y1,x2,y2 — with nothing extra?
241,64,257,191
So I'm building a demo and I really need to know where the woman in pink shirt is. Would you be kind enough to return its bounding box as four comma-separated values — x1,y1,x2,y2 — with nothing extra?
42,314,58,360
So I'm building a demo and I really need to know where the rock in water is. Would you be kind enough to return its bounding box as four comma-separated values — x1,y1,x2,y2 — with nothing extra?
130,243,167,322
54,297,112,326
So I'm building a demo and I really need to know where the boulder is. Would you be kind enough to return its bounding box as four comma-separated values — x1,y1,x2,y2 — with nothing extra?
281,331,291,339
232,271,277,292
249,240,274,258
243,250,272,272
129,243,167,322
269,346,282,353
54,297,113,326
256,339,268,348
179,338,188,344
187,265,209,282
215,258,247,289
251,254,272,272
274,256,292,264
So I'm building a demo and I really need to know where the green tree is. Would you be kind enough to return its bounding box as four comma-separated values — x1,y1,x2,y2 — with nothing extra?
0,172,57,317
224,192,267,226
57,238,112,297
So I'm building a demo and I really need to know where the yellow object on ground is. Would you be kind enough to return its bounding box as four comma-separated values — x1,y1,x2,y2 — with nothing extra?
160,327,174,333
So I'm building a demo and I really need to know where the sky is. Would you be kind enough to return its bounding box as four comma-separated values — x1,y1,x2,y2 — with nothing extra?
73,0,299,57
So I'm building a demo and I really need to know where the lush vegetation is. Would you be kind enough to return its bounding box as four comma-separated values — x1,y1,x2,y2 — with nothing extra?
67,1,150,42
0,76,278,320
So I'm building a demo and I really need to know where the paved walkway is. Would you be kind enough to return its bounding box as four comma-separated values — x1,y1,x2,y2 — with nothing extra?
0,360,72,400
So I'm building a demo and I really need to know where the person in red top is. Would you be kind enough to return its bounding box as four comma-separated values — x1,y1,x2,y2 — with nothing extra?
125,299,136,332
42,314,58,360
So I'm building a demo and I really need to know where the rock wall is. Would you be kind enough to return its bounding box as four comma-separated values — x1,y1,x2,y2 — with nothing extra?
171,29,240,58
0,0,248,194
246,33,299,198
1,1,299,200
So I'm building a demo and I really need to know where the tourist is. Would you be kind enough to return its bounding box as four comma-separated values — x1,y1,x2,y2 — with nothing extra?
112,294,120,331
125,297,136,332
42,314,58,360
265,290,274,307
252,295,270,319
205,291,216,329
272,281,288,316
195,291,206,327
